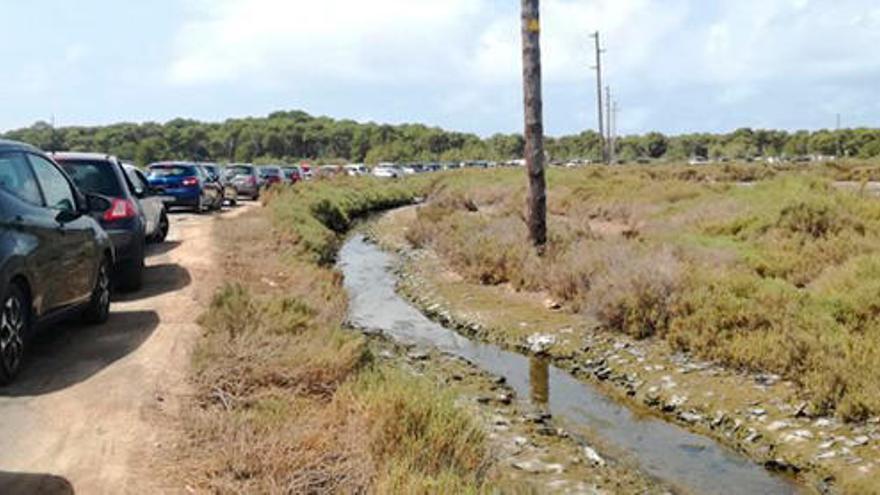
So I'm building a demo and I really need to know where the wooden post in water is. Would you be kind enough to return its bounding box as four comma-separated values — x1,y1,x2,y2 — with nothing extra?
521,0,547,249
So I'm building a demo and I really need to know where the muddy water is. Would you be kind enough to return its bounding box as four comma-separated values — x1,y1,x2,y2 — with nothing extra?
339,235,800,495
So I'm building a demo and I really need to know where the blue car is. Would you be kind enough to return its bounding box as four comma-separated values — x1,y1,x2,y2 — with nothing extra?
146,162,222,213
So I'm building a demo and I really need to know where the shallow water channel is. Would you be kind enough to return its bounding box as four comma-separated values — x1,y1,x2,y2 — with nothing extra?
339,235,801,495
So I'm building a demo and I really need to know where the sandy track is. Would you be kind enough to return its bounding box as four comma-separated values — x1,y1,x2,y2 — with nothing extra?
0,203,255,494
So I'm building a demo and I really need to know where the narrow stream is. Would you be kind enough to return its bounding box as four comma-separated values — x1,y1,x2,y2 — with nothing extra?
339,235,800,495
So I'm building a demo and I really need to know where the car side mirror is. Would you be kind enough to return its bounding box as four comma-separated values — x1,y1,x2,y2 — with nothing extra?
86,194,111,213
56,208,80,224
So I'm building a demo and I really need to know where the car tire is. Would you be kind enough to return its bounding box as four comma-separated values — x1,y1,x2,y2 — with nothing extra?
154,212,169,243
0,283,30,385
83,257,111,325
116,253,145,293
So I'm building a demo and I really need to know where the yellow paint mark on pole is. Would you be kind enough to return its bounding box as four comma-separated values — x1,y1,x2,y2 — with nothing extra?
527,18,540,33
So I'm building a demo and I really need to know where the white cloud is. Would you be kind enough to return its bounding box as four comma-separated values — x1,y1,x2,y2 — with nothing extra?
165,0,880,133
168,0,484,86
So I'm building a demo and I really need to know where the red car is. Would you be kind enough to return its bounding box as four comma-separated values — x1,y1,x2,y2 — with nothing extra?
258,166,283,187
281,166,302,184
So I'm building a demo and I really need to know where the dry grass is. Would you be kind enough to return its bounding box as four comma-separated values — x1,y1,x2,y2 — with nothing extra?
176,181,492,493
404,163,880,420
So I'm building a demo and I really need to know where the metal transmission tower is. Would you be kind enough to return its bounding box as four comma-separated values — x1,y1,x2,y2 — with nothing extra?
521,0,547,249
591,31,607,163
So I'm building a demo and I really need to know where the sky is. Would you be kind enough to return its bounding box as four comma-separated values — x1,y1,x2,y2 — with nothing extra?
1,0,878,137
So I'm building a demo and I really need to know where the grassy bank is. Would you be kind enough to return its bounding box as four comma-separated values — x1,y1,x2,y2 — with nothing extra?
405,164,880,420
177,177,491,493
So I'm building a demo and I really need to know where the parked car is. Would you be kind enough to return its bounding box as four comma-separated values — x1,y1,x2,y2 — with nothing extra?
202,164,237,206
372,165,400,179
0,140,114,383
53,152,149,291
316,165,343,178
146,162,222,213
258,166,284,188
225,164,262,200
281,166,302,185
344,164,368,176
122,164,169,243
194,165,225,211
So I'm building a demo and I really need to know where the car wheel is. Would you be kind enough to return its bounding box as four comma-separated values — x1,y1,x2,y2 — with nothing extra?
117,253,145,293
83,257,111,324
0,284,29,385
154,212,169,243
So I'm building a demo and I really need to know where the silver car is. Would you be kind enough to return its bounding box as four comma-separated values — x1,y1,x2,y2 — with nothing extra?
225,164,262,200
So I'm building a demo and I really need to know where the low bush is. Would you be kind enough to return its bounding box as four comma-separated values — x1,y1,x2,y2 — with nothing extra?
401,166,880,419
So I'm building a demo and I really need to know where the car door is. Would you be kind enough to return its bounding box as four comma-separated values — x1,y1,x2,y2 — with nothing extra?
0,151,64,315
125,167,159,236
27,153,96,305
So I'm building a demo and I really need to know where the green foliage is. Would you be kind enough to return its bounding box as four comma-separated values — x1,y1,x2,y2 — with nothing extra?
268,176,434,264
401,165,880,419
7,111,880,166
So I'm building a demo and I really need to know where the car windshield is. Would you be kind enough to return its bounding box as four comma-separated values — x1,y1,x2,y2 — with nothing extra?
149,165,194,177
260,168,281,177
58,160,123,197
227,166,253,177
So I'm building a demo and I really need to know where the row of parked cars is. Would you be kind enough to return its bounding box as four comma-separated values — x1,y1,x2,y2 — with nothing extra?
0,142,283,384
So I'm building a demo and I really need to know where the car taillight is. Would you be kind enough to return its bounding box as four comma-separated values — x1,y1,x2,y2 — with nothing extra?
103,198,137,222
182,177,199,187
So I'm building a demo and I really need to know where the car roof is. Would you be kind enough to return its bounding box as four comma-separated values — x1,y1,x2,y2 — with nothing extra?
0,139,44,154
51,151,116,161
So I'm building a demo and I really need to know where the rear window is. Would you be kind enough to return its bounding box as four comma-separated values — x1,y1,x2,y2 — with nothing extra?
227,166,253,177
259,168,281,177
149,165,195,177
57,160,123,197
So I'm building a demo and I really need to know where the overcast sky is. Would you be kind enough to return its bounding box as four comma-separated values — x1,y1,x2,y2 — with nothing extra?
1,0,878,137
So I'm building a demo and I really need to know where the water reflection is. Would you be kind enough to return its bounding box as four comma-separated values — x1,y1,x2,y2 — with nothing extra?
529,356,550,407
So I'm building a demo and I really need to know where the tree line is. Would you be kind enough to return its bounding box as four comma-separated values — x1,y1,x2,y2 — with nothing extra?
3,110,879,165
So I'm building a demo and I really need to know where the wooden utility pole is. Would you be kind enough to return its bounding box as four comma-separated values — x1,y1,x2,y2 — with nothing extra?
605,86,612,163
591,32,606,163
610,100,619,164
521,0,547,248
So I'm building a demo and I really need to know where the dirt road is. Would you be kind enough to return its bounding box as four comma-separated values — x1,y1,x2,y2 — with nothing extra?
0,204,253,494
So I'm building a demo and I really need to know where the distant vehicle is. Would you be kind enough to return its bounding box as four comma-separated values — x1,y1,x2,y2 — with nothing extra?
281,166,302,184
122,164,169,243
194,165,225,210
0,140,113,382
372,165,400,179
317,165,343,177
344,164,367,176
399,165,417,175
258,166,284,187
201,163,237,206
225,164,262,200
54,152,150,291
147,162,223,213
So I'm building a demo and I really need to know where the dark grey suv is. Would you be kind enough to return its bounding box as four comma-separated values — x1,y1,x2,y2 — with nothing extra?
0,140,114,384
53,152,148,292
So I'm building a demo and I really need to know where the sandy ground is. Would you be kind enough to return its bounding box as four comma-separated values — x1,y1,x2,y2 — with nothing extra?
0,203,255,494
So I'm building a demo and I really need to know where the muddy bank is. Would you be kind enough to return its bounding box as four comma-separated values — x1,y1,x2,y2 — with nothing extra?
339,234,800,495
